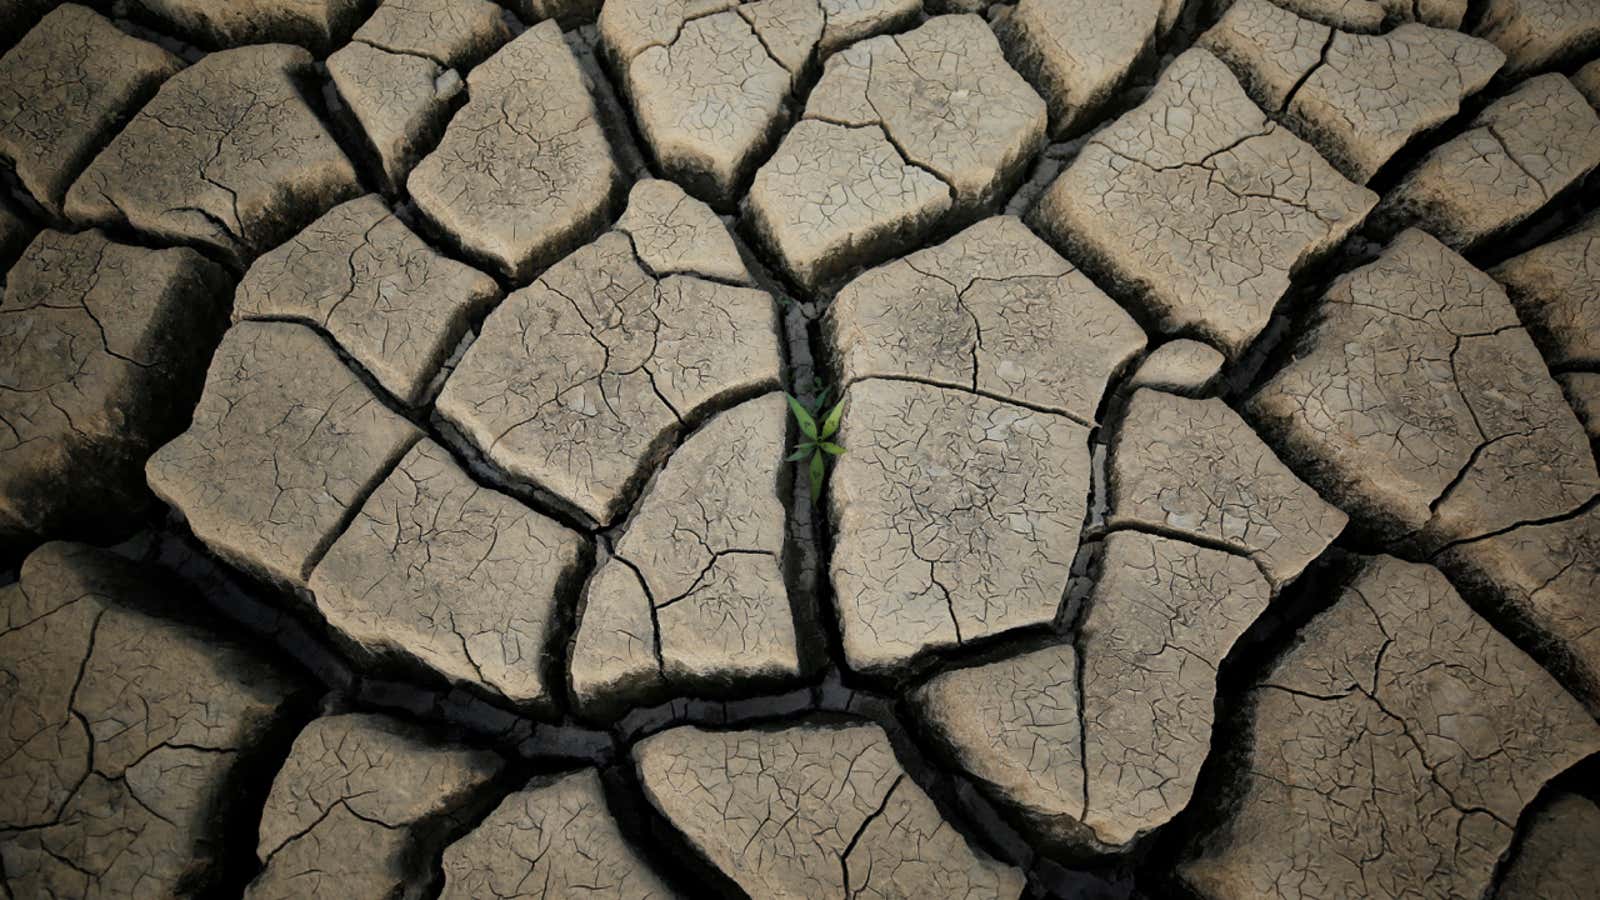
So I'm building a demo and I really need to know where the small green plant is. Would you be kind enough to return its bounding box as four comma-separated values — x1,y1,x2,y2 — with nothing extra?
786,390,844,504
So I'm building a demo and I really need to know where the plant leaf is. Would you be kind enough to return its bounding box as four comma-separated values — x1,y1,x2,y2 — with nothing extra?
786,393,818,439
786,448,811,462
820,400,844,439
820,442,845,456
809,451,825,504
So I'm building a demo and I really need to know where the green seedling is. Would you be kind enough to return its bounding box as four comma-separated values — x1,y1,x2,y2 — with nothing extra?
786,392,844,504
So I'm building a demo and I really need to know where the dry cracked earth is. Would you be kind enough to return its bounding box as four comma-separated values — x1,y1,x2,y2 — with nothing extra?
2,0,1600,897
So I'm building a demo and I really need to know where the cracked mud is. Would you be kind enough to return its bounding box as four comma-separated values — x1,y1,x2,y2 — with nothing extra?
3,1,1600,898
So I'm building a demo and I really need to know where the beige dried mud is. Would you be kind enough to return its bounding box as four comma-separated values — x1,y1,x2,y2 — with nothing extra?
0,543,308,898
1203,0,1503,183
1032,47,1375,359
634,721,1026,898
1489,210,1600,371
1248,229,1598,550
440,769,673,899
1179,555,1600,900
123,0,366,53
247,713,504,900
827,215,1145,422
234,194,500,407
747,14,1046,291
569,394,800,718
409,21,622,283
435,200,780,527
1109,388,1347,587
1474,0,1600,77
145,321,422,589
1373,73,1600,251
1492,792,1600,900
310,439,588,712
993,0,1181,137
1,230,233,548
829,379,1090,672
1127,340,1227,397
0,4,181,218
65,44,361,269
912,531,1272,856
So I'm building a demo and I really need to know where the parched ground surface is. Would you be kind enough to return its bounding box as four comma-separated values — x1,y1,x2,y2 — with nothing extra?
2,1,1600,898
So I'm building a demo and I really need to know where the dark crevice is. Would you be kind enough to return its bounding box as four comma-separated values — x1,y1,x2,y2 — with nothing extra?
1428,492,1600,557
1484,753,1600,897
1092,521,1276,588
840,774,906,893
1277,30,1335,116
1137,549,1361,898
846,373,1095,427
566,27,657,188
607,550,669,679
598,758,749,899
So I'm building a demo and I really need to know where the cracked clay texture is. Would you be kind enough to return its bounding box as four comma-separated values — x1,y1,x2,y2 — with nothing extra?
3,3,1600,899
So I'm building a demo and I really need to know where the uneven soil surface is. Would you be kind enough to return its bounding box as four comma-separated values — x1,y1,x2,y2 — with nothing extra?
2,0,1599,898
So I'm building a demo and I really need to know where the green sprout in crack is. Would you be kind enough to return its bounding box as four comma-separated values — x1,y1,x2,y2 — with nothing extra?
786,389,844,504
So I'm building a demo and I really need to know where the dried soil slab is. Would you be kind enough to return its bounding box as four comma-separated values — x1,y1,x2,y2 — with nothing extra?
830,379,1090,673
409,21,621,283
332,0,511,193
806,14,1046,211
599,0,919,78
247,713,504,900
634,721,1026,898
827,215,1146,422
440,769,673,899
0,5,181,218
1073,533,1272,850
1493,793,1600,900
1438,506,1600,716
1033,48,1375,359
744,118,950,292
436,226,781,527
354,0,512,69
1247,0,1466,31
146,321,422,589
1127,340,1226,397
123,0,364,53
1475,0,1600,76
600,0,918,205
569,394,798,717
611,7,790,205
1374,74,1600,251
748,14,1046,291
1178,555,1600,900
1490,211,1600,370
0,230,232,548
310,439,588,712
1576,58,1600,107
1109,388,1346,587
613,178,752,284
328,44,463,196
234,195,500,406
913,531,1271,856
1247,229,1598,550
993,0,1179,137
1203,0,1504,183
0,543,307,897
1561,372,1600,443
64,44,361,269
